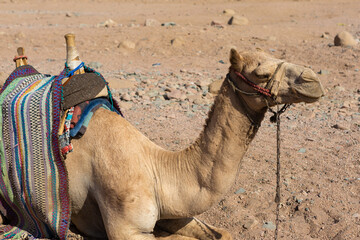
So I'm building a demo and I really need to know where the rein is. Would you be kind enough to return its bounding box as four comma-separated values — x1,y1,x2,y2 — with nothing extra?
226,65,290,240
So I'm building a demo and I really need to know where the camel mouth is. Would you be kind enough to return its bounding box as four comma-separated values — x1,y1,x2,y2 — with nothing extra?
292,81,325,101
289,69,325,102
295,91,323,103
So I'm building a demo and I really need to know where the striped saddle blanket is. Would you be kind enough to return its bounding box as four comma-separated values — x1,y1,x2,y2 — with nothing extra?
0,65,70,239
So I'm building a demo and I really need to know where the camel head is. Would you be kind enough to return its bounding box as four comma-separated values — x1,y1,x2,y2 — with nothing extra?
228,49,324,112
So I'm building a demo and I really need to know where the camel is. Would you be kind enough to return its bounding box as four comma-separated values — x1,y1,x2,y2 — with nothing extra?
5,35,324,240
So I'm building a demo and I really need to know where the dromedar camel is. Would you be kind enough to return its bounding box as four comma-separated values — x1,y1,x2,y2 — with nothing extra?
10,35,325,240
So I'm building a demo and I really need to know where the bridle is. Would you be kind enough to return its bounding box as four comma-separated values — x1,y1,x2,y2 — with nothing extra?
226,62,290,240
226,61,291,125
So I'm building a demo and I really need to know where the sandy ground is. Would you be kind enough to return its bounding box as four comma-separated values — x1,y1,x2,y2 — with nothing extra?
0,0,359,239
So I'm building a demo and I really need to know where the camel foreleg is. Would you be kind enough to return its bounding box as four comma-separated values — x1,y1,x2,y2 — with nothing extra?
154,217,232,240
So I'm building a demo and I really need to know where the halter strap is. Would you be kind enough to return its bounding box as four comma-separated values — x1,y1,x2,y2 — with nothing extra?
233,71,272,97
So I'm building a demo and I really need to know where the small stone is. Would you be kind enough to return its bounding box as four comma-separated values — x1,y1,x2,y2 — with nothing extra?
318,69,330,75
243,219,257,229
118,40,136,50
65,12,72,17
144,19,160,27
228,16,249,26
87,61,102,69
211,20,224,29
166,89,186,100
120,93,131,101
97,19,117,28
161,22,176,27
223,9,235,16
146,89,159,98
209,79,223,94
262,221,276,230
352,213,360,218
321,32,330,39
235,188,246,194
334,31,357,47
334,85,345,92
171,37,185,47
332,123,350,131
298,148,306,153
195,79,211,88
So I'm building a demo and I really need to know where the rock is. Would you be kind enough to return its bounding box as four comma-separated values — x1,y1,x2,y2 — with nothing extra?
223,9,235,16
118,40,136,50
195,79,211,88
262,221,276,230
146,89,159,98
211,20,224,29
321,32,330,39
332,123,350,131
334,85,345,92
97,19,117,28
161,22,176,27
209,79,223,94
235,188,246,194
65,12,72,17
228,16,249,26
318,69,330,75
108,79,136,90
120,93,131,101
166,89,186,100
171,37,185,47
144,19,160,27
298,148,306,153
87,61,102,69
352,213,360,218
334,31,357,47
243,218,258,230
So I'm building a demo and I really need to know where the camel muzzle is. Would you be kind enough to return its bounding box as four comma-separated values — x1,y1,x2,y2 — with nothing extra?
291,68,325,101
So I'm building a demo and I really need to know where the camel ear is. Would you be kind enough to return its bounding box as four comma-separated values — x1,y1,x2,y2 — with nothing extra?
229,48,244,72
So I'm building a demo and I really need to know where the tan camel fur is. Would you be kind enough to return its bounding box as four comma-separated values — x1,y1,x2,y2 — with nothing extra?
64,48,324,240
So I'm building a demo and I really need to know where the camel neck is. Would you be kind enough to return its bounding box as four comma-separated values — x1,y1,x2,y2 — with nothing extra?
155,79,267,217
192,79,266,191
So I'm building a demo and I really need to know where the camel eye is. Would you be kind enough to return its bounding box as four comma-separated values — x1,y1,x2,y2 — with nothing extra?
254,72,270,79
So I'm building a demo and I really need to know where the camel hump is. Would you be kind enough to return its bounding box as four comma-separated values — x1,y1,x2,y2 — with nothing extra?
14,47,28,67
65,33,84,73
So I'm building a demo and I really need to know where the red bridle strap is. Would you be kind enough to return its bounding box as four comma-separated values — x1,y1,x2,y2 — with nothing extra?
234,71,272,97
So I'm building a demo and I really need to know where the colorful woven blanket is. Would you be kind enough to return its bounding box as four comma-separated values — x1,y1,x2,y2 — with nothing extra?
0,65,70,239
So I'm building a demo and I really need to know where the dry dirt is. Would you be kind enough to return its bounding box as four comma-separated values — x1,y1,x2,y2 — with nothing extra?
0,0,359,239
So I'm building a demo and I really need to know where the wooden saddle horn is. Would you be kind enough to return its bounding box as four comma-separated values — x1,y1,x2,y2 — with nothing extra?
64,33,84,74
